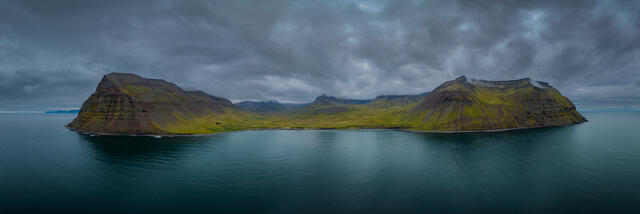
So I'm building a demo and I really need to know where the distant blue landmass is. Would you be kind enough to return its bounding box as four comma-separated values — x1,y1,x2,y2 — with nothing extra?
45,109,80,114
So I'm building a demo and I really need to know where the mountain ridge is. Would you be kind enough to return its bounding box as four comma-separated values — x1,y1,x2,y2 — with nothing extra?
67,73,586,135
235,100,286,115
407,76,586,131
67,73,248,135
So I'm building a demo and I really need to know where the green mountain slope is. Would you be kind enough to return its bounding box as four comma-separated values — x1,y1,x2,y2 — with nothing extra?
406,76,586,131
67,73,251,135
368,93,429,107
67,73,586,135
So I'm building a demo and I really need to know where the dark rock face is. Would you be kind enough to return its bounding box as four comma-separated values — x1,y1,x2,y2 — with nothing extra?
67,73,234,135
409,76,587,131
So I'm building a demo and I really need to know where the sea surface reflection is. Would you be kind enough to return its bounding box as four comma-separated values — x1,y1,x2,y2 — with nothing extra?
1,112,639,213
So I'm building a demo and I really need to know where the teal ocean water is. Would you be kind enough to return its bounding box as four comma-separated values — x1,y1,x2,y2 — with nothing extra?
1,112,639,213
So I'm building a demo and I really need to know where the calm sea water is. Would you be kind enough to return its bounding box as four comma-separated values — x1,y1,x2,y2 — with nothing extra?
1,112,639,213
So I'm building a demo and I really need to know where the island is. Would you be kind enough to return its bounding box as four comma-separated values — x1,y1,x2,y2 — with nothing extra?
67,73,586,135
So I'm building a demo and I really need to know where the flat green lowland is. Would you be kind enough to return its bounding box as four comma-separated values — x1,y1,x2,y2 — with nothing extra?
67,73,586,135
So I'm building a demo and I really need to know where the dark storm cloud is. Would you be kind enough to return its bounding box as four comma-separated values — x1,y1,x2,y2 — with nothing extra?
1,0,639,108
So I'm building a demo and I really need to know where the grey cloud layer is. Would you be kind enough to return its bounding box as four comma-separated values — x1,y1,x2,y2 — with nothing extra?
1,0,639,108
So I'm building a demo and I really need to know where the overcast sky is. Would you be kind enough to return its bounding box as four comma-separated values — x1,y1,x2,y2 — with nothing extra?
1,0,639,109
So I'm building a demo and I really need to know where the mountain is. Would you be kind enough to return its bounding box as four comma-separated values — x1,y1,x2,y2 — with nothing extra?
67,73,586,135
310,95,372,106
299,95,372,114
407,76,587,131
66,73,248,135
235,100,286,114
297,93,426,114
368,92,429,107
281,103,309,110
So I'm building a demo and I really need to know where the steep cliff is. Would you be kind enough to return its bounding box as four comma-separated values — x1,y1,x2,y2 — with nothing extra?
407,76,586,131
67,73,245,135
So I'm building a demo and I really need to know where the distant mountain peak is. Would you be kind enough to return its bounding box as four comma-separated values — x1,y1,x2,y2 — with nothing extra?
235,100,286,114
311,94,371,106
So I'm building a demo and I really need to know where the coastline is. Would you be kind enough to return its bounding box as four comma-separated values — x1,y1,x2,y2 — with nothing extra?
402,122,587,134
65,120,587,137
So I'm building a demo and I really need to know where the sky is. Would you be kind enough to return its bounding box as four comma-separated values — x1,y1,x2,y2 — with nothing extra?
1,0,639,109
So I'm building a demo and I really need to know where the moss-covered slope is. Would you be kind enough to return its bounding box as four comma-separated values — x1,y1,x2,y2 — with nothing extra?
406,76,586,131
368,93,429,108
67,73,250,135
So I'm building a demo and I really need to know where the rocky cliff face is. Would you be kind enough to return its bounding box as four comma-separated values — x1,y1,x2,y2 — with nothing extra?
408,76,586,131
67,73,238,135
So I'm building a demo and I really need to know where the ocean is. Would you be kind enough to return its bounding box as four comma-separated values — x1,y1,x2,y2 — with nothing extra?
1,111,639,213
